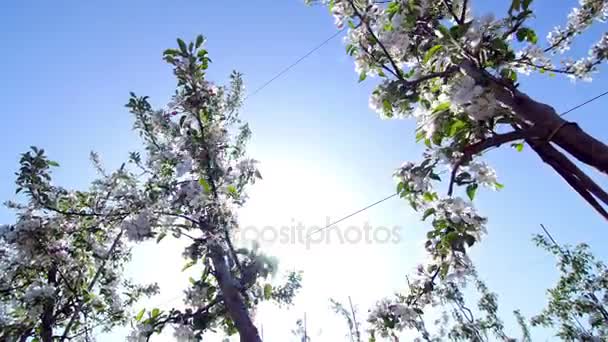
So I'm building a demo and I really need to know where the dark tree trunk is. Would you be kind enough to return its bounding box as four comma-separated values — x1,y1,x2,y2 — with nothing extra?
462,61,608,175
41,266,57,342
210,245,262,342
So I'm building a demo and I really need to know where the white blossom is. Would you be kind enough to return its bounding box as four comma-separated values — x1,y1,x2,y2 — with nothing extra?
173,324,196,342
126,323,154,342
123,210,153,241
467,161,499,189
24,283,55,303
176,156,194,177
394,162,431,194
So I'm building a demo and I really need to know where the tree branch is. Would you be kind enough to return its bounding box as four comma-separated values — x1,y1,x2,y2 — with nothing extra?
461,60,608,175
528,140,608,220
448,129,535,196
60,229,125,341
348,0,407,83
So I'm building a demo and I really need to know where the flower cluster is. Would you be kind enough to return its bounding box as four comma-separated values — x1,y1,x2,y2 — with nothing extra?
446,74,498,121
367,298,421,338
547,0,608,54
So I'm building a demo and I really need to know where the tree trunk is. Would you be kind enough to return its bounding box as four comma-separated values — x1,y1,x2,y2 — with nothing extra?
210,244,262,342
461,61,608,175
500,87,608,175
41,266,57,342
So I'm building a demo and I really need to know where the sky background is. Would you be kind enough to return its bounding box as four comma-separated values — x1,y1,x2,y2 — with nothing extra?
1,0,607,341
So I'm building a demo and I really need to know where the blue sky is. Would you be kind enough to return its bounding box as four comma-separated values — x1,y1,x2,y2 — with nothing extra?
1,0,607,340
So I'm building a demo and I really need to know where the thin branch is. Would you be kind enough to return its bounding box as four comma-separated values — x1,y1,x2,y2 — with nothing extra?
348,296,362,342
442,0,464,25
154,211,201,225
539,224,608,325
460,0,469,23
404,67,459,89
59,229,125,341
348,0,407,83
448,129,535,196
43,205,128,218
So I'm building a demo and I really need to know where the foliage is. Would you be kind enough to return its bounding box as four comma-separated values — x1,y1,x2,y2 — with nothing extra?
0,148,159,341
1,35,302,342
308,0,608,340
121,35,302,341
531,234,608,340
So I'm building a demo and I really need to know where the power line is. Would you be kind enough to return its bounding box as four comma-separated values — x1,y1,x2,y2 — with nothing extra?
560,90,608,117
244,29,345,100
307,192,398,238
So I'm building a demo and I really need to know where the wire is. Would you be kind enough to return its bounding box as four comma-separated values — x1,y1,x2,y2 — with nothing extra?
560,90,608,117
306,192,398,238
244,29,345,100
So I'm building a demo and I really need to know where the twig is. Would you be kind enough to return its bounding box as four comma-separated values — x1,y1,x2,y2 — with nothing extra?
348,296,362,342
60,228,126,341
448,129,534,196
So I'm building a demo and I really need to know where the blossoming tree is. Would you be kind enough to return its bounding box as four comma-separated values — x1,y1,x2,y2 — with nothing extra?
308,0,608,339
0,149,160,341
1,36,301,342
116,35,303,341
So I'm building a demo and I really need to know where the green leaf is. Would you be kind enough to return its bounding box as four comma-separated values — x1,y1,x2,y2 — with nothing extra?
495,182,505,190
227,185,238,197
358,72,367,82
466,183,478,201
156,232,167,243
151,308,160,318
445,231,458,244
464,234,476,247
182,259,196,271
163,48,179,56
516,28,538,44
423,192,436,202
48,160,60,167
199,178,211,193
448,119,466,137
422,208,436,221
195,35,204,48
135,308,145,322
510,0,521,12
511,142,524,152
415,129,425,142
501,68,518,83
436,25,450,39
386,2,400,16
382,99,392,115
346,44,356,56
396,182,405,194
522,0,533,10
263,283,272,300
433,102,451,114
423,45,443,64
177,38,188,53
